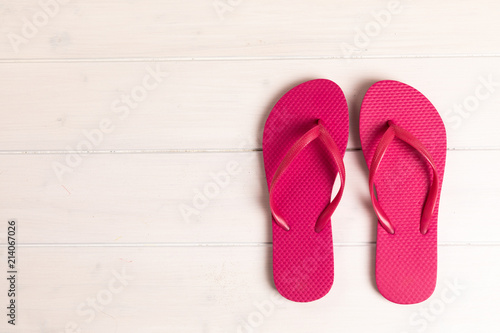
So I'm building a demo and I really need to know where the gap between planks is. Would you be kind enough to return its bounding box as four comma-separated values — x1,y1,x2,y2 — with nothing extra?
0,147,498,155
1,54,500,64
1,242,499,247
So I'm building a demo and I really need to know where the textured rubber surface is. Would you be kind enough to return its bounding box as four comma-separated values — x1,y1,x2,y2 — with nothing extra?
263,79,349,302
360,80,447,304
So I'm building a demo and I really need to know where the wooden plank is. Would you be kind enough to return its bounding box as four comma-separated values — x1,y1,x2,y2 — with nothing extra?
0,245,496,332
0,57,498,151
1,0,500,59
0,150,498,244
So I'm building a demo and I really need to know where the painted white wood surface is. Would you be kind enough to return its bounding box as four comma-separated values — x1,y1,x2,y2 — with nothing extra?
0,245,497,332
1,0,500,59
0,0,499,332
0,58,498,151
0,150,498,245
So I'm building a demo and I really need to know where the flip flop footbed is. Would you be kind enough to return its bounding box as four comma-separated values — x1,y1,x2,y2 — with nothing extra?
360,80,447,304
263,79,349,302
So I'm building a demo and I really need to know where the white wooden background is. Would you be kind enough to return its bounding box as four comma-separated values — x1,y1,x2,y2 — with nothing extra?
0,1,499,332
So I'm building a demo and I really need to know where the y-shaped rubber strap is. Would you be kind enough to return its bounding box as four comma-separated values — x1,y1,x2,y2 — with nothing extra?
369,121,440,235
270,120,346,233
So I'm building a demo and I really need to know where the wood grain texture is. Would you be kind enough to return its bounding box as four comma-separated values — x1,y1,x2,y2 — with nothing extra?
1,0,500,59
0,245,496,332
0,150,498,245
0,57,499,151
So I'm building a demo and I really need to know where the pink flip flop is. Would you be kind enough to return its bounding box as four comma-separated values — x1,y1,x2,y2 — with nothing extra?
263,79,349,302
360,80,447,304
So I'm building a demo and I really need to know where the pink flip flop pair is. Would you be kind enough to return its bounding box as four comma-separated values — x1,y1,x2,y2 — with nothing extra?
263,79,446,304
